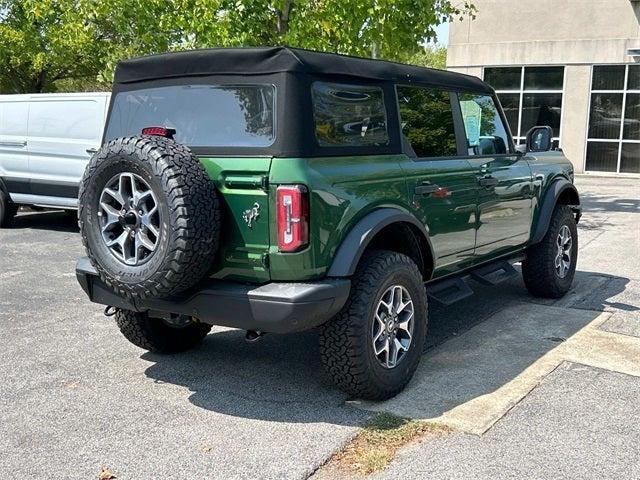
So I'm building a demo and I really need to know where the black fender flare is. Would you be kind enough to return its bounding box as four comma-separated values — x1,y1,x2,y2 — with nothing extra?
530,178,580,245
327,208,434,278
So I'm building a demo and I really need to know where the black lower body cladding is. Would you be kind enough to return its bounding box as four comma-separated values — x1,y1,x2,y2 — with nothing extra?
78,136,221,300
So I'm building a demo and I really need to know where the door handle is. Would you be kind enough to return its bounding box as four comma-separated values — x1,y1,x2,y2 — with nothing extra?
414,182,450,198
415,183,441,196
478,175,499,188
86,148,98,155
0,141,27,148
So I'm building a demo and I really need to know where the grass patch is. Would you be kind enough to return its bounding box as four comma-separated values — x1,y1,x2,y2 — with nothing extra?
332,412,451,475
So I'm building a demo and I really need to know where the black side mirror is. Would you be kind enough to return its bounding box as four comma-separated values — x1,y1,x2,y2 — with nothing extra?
525,126,553,152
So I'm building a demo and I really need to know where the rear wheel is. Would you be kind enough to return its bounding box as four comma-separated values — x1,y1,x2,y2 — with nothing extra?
522,205,578,298
0,190,17,227
115,309,211,353
319,250,428,400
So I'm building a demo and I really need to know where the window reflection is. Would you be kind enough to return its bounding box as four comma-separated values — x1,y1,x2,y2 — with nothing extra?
396,86,457,157
623,93,640,140
106,84,275,147
312,82,388,147
521,93,562,137
458,93,509,155
588,93,623,140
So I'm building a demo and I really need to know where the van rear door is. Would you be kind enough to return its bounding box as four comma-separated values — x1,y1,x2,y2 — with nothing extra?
27,94,107,206
0,97,29,195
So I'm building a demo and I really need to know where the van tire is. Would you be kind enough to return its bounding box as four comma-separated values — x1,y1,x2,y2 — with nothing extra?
0,190,18,227
319,250,428,400
79,136,221,300
115,309,211,353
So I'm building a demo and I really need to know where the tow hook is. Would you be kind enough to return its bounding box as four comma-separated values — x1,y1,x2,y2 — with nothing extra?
245,330,266,342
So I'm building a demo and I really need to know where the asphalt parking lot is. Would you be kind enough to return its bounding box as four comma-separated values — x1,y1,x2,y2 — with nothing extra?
1,175,639,479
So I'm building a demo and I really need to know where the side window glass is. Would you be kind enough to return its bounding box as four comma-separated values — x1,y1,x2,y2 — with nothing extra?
458,93,510,155
396,86,457,157
311,82,389,147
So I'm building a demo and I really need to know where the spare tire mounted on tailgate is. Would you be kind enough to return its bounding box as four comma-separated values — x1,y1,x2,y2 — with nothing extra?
79,135,220,300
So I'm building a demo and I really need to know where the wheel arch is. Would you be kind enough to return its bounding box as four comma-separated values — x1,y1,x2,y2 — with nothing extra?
530,177,581,245
327,208,435,280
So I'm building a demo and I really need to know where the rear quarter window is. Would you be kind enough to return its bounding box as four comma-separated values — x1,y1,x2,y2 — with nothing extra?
105,84,275,148
311,82,389,147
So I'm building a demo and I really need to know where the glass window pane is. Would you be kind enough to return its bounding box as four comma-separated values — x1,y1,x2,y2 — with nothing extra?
592,65,626,90
620,142,640,173
627,65,640,90
396,86,457,157
484,67,522,90
311,82,388,147
623,93,640,140
458,93,510,155
496,93,520,136
105,84,275,147
520,93,562,137
30,100,100,140
523,66,564,90
588,93,623,139
585,142,619,172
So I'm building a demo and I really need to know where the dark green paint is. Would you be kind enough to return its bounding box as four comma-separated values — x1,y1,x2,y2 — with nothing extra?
199,150,574,284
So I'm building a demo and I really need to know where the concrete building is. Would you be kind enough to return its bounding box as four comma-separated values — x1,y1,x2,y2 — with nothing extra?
448,0,640,174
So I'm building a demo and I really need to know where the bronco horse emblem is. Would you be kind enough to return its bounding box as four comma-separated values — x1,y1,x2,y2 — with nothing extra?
242,202,261,228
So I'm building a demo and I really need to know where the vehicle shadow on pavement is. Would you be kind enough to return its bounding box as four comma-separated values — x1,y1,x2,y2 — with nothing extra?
142,328,369,425
141,269,631,424
9,210,79,233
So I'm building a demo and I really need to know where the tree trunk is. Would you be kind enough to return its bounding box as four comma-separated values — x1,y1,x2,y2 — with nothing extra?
276,0,294,35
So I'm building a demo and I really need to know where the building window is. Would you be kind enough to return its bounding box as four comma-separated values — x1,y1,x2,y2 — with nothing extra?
586,65,640,173
483,66,564,148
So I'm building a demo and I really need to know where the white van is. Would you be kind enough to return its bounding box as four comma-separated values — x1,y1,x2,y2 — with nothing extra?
0,92,110,225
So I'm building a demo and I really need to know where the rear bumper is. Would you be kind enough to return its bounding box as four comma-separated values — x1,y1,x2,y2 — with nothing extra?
76,257,350,334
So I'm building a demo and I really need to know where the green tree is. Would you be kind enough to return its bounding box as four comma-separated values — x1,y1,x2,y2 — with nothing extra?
405,45,447,70
0,0,181,93
1,0,473,93
0,0,111,92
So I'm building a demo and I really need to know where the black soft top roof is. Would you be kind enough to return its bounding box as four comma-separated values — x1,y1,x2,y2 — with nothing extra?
114,46,493,93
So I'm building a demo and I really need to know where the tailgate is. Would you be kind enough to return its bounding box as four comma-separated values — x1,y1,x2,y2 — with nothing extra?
200,156,272,283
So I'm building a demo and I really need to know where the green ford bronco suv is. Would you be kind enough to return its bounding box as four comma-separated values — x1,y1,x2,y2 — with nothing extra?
76,47,581,400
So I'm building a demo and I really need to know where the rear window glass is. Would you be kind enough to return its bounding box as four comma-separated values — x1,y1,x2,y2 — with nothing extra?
105,84,275,147
311,82,389,147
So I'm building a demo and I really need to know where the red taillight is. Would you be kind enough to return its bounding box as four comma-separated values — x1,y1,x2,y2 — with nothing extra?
141,126,176,139
277,185,309,252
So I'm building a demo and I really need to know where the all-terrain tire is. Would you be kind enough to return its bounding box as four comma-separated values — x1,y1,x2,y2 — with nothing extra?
319,250,428,400
79,136,220,300
0,190,18,227
522,205,578,298
115,309,212,353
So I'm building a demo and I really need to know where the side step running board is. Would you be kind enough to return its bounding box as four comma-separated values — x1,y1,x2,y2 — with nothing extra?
426,258,522,306
426,277,474,306
469,260,518,286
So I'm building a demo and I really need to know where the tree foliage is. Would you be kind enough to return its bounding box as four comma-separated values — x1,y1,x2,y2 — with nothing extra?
0,0,474,93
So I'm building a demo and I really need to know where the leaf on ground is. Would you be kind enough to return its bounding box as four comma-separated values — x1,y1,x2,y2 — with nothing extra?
98,466,116,480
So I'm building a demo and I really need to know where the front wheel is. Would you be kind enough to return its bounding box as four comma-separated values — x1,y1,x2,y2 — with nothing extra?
319,250,428,400
115,309,211,353
522,205,578,298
